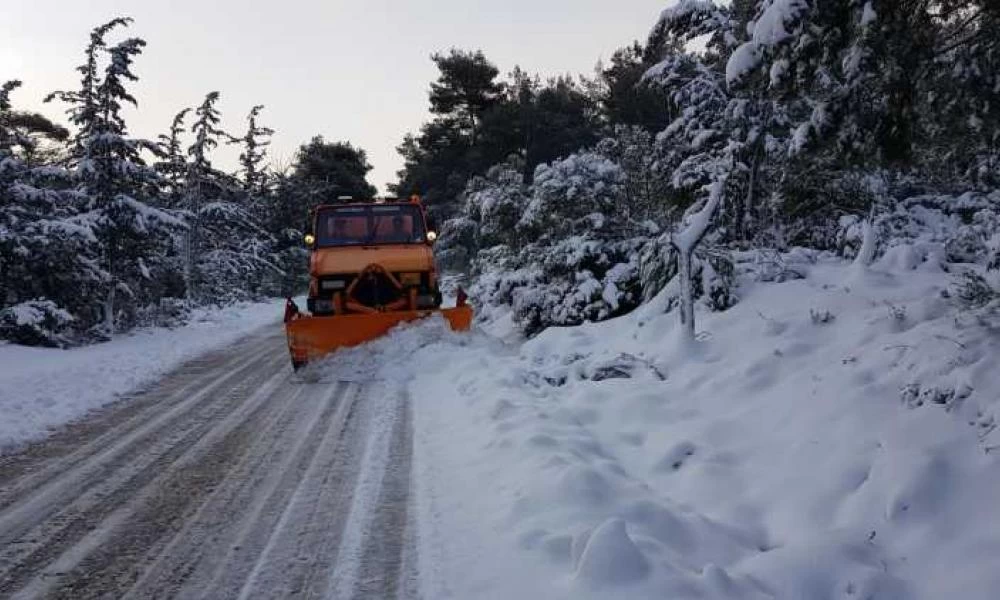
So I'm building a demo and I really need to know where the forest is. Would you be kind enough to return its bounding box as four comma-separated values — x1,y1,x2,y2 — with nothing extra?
3,1,999,346
405,0,1000,336
0,18,374,346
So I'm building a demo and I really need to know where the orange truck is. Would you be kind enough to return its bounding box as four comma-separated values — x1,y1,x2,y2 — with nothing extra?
283,196,472,370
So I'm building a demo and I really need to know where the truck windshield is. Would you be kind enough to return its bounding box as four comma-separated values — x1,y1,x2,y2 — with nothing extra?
315,204,427,247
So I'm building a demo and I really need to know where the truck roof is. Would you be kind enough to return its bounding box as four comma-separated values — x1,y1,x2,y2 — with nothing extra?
313,196,422,211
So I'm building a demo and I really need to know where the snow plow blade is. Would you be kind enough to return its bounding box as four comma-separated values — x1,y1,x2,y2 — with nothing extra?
285,305,472,369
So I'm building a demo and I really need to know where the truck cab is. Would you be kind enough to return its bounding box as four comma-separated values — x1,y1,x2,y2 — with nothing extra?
304,198,443,315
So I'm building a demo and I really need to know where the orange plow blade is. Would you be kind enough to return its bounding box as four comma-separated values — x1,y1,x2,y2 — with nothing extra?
285,306,472,369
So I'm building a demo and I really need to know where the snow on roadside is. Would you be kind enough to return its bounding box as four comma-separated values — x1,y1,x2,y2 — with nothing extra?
0,299,288,449
316,253,1000,599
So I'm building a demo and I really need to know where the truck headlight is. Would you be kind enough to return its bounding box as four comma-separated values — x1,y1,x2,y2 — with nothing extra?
320,279,346,291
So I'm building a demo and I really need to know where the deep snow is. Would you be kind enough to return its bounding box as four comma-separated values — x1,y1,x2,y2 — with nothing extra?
316,252,1000,599
0,299,289,449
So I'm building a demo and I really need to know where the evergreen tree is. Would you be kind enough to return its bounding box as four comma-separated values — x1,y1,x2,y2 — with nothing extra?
287,137,376,202
183,91,273,303
47,17,132,164
234,104,276,296
1,80,98,345
48,19,183,336
591,42,673,132
154,108,191,208
428,49,504,145
395,52,600,218
236,104,273,198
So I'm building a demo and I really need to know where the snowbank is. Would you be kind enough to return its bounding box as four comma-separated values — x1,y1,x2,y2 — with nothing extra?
0,299,288,449
318,255,1000,599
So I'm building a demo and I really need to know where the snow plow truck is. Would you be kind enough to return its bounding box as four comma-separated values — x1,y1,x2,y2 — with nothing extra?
283,196,472,370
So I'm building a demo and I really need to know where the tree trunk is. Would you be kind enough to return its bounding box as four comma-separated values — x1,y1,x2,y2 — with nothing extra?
671,178,725,342
743,135,763,241
677,245,695,341
183,229,193,302
854,214,877,268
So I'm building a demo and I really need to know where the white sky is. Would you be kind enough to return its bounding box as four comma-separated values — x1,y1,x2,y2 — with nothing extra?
2,0,667,192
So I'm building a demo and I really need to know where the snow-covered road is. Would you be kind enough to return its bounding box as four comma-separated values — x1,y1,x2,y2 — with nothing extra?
1,258,998,599
0,328,417,599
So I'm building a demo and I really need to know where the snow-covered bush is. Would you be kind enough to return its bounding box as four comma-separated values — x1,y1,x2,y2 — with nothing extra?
437,160,529,272
0,299,75,347
133,297,191,329
504,237,645,335
837,192,1000,266
638,233,737,312
435,216,477,271
517,152,625,241
454,145,745,336
952,272,999,310
461,153,664,335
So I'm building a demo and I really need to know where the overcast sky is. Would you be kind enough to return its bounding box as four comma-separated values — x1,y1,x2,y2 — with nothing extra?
3,0,667,192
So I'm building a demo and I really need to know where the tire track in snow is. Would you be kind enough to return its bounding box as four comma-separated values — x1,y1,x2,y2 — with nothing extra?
115,381,337,599
0,333,288,597
0,332,272,499
232,382,371,600
198,381,363,599
0,335,277,522
350,388,419,600
0,329,423,600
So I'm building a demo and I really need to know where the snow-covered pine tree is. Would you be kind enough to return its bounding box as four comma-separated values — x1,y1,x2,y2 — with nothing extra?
46,18,131,165
595,126,671,226
236,104,273,199
184,92,274,303
155,108,191,209
1,80,103,345
181,91,225,300
234,104,277,295
48,19,184,336
266,170,310,297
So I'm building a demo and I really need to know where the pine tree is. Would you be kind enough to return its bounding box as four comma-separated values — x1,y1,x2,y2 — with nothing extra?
181,91,226,300
234,104,276,295
48,19,183,336
236,104,273,198
287,137,376,202
429,49,504,146
47,18,132,164
183,92,275,303
155,108,191,208
1,80,102,344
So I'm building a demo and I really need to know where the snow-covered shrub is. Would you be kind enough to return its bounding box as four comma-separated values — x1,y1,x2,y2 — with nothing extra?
595,126,673,224
134,297,191,329
837,192,1000,267
459,147,744,335
810,309,836,325
777,172,884,253
436,216,477,271
436,160,530,273
639,235,737,315
470,162,530,248
193,201,277,305
952,272,999,309
517,152,625,241
733,247,810,283
0,299,75,347
461,152,664,335
502,237,645,336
